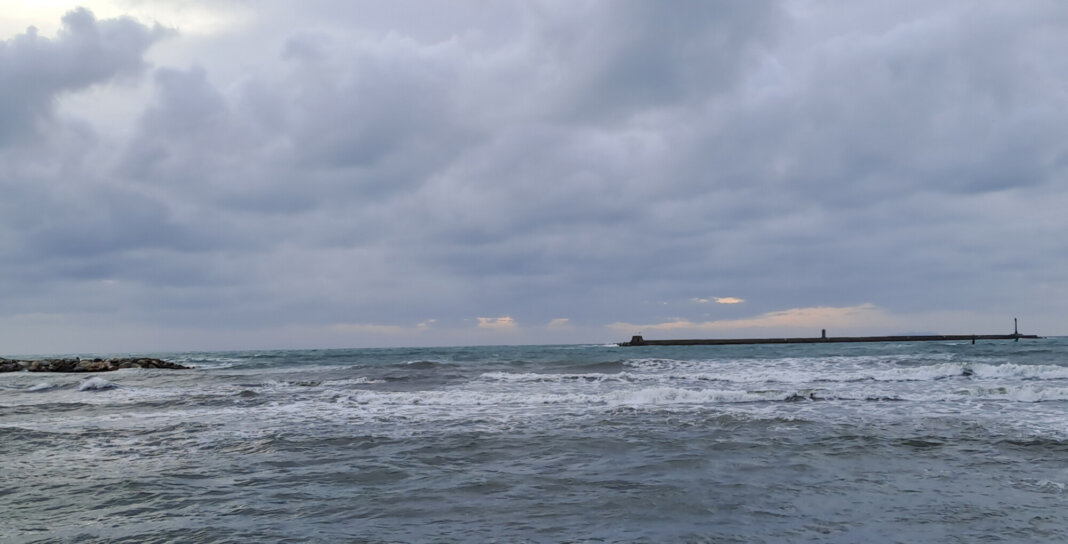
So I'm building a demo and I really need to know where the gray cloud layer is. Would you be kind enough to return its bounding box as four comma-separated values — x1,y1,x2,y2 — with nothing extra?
2,0,1067,352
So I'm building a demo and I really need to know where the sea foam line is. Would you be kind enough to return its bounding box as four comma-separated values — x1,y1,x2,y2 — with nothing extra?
622,358,1068,383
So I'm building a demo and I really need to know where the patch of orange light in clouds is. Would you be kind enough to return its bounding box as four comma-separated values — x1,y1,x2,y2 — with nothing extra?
477,316,517,330
547,318,572,329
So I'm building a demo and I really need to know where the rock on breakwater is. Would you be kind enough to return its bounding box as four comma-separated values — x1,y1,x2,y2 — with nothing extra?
0,357,191,373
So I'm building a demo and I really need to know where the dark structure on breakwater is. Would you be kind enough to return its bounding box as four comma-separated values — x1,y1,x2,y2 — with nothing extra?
619,319,1041,346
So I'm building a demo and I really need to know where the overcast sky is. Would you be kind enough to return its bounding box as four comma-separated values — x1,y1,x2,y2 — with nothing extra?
2,0,1066,354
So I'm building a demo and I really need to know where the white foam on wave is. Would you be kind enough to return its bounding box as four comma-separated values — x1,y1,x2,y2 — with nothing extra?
623,356,971,383
1028,480,1067,494
163,354,247,369
254,377,389,390
322,377,384,386
26,382,55,392
404,359,453,366
338,385,808,410
79,377,116,391
477,369,812,387
863,363,965,382
622,358,948,386
477,371,639,384
190,361,236,369
969,363,1068,380
959,385,1068,403
624,356,1068,386
603,386,783,406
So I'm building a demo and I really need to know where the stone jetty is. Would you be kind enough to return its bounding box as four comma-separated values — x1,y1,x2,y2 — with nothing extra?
618,333,1041,347
0,357,191,373
620,318,1041,347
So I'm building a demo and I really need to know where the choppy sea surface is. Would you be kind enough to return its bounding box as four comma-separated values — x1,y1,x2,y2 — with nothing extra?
3,339,1068,543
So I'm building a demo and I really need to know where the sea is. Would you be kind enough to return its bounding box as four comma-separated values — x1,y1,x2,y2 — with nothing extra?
3,338,1068,543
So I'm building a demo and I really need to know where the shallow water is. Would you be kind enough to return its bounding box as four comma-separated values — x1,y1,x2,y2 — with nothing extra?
3,339,1067,542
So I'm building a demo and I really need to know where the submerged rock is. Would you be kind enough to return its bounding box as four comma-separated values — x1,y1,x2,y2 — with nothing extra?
0,356,192,373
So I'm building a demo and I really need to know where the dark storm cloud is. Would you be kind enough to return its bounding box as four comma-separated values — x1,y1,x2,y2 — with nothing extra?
539,0,783,123
19,186,217,259
120,65,235,187
0,8,187,266
4,1,1068,351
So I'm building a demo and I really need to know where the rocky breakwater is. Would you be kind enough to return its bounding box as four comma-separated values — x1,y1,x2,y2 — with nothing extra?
0,357,192,373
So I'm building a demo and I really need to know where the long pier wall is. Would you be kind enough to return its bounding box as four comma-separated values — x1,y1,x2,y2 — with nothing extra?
619,334,1040,347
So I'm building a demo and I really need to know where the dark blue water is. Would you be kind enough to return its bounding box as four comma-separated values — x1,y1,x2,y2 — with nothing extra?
3,339,1067,542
